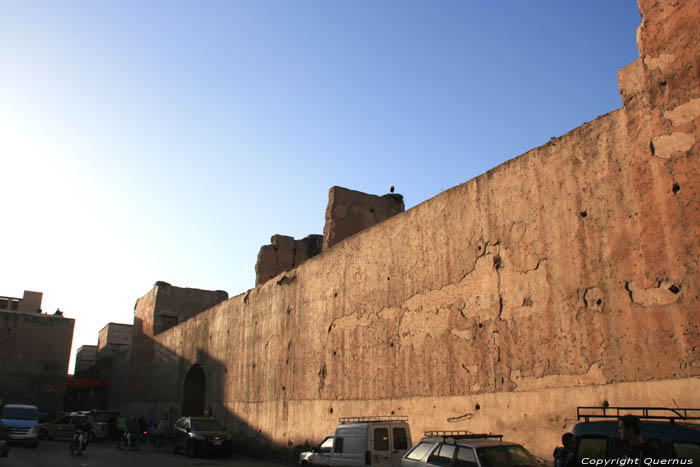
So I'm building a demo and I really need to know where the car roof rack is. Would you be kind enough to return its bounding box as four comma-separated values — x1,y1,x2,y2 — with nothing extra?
424,430,503,441
577,407,700,425
339,415,409,423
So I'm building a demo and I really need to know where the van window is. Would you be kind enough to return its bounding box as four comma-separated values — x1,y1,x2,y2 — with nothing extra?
577,437,607,459
320,437,334,454
405,441,437,461
335,437,344,453
374,428,390,451
456,447,478,467
393,427,409,450
674,442,700,463
428,443,455,467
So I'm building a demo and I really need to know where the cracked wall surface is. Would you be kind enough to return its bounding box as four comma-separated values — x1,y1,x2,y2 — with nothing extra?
129,0,700,459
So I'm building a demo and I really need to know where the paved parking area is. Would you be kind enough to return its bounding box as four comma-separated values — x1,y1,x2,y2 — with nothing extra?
4,438,291,467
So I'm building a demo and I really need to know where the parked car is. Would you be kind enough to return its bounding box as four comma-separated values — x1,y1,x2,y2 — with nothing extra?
88,410,118,438
0,421,9,458
299,415,412,467
0,404,39,448
38,413,108,441
171,416,232,457
401,431,541,467
573,406,700,462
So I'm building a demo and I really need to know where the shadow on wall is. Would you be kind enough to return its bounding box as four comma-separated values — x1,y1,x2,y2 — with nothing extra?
133,329,306,464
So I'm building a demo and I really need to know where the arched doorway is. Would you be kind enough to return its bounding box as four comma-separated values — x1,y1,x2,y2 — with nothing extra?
182,364,205,416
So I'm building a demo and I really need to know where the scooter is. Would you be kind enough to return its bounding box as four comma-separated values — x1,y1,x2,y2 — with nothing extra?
70,429,88,456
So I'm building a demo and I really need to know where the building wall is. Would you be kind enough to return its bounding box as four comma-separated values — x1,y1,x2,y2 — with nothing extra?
0,311,74,412
97,323,133,360
129,0,700,459
0,290,43,314
323,186,404,250
128,283,228,408
75,345,97,375
256,234,324,286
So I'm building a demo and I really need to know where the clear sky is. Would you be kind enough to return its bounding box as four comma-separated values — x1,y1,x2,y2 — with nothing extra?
1,1,641,373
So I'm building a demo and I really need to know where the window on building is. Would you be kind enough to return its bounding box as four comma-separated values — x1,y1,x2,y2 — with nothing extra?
10,300,19,310
0,299,7,309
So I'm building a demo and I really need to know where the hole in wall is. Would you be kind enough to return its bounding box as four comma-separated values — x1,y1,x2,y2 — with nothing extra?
493,255,502,270
669,285,680,294
282,386,286,391
334,292,338,298
580,211,588,218
478,323,483,328
390,342,394,348
391,411,395,415
475,403,481,410
660,80,667,86
673,183,680,194
387,276,391,281
596,299,602,306
329,407,333,414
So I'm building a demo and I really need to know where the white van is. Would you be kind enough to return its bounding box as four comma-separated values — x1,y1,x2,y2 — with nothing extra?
299,416,412,467
0,404,39,448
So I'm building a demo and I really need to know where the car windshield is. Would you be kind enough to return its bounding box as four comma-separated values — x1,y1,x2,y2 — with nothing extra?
92,412,112,422
477,445,540,467
1,407,38,420
191,419,224,431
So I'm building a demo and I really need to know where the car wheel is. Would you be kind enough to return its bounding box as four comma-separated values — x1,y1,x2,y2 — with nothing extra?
187,441,196,457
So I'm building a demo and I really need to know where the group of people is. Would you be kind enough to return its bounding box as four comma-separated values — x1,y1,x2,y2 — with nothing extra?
554,415,659,467
110,413,171,449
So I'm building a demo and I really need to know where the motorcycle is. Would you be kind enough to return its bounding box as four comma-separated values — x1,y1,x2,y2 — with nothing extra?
70,429,88,456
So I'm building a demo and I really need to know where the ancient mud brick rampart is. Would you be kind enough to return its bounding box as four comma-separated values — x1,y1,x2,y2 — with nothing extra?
323,186,405,250
130,0,700,459
256,234,323,286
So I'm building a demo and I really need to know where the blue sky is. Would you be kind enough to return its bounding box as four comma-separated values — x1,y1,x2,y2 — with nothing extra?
1,1,641,372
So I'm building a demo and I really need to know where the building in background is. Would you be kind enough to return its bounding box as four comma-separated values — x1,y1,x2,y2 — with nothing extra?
74,345,97,376
0,290,74,412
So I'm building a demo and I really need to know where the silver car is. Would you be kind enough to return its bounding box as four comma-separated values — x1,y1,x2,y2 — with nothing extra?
402,432,541,467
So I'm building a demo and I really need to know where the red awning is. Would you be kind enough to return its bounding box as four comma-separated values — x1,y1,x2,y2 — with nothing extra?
66,378,108,388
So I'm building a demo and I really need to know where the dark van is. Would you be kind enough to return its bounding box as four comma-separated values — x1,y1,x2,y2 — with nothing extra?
573,407,700,463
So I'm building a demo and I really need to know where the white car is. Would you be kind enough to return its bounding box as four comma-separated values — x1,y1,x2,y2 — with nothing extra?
0,404,39,448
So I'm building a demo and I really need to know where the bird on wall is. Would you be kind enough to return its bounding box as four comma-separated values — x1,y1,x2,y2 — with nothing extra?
390,185,395,193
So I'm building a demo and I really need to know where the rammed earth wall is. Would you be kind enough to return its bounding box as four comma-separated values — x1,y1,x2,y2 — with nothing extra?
131,0,700,459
